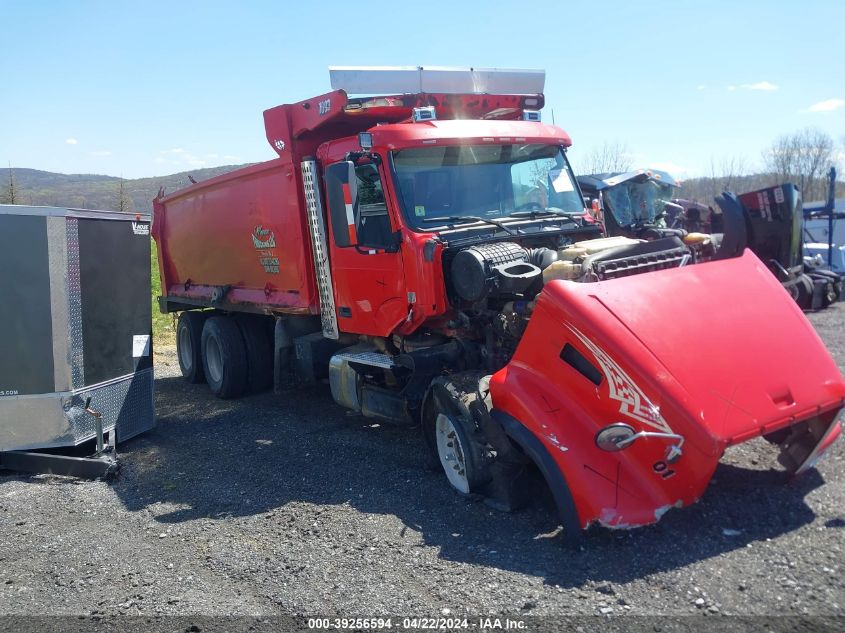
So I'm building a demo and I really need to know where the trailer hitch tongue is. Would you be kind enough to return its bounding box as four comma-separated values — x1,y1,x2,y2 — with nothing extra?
84,397,106,454
595,422,684,463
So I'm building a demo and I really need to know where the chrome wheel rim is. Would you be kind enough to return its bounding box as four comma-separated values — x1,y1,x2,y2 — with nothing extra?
435,413,470,494
205,336,223,384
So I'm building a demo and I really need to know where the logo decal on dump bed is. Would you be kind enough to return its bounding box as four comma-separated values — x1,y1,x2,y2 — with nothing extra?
568,325,673,434
251,226,280,274
252,225,276,249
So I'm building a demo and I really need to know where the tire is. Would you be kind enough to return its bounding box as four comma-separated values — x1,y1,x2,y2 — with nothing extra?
235,314,273,393
822,280,837,307
793,275,814,310
424,373,492,495
201,316,248,399
808,270,841,305
176,311,209,384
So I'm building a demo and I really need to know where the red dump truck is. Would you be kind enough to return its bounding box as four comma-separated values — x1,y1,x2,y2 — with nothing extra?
153,67,844,541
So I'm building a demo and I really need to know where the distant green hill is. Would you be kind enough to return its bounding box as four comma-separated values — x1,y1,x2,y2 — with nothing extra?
2,164,251,213
4,164,842,214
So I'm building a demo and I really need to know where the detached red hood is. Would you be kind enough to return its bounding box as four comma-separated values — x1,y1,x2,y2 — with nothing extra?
546,251,845,444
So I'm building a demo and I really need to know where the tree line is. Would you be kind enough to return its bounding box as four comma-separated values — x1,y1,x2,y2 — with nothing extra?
572,127,843,204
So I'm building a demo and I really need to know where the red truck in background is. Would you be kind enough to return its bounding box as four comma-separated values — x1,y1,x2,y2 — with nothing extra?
153,67,845,541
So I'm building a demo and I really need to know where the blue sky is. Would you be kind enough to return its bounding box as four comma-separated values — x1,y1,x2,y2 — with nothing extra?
1,0,843,179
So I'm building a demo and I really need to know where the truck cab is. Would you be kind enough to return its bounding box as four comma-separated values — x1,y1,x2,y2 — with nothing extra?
314,119,600,340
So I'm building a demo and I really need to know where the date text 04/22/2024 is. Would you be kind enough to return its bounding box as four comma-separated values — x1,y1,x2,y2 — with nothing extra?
306,617,527,630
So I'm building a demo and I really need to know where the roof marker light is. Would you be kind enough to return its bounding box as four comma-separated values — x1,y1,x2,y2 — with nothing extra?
358,132,373,150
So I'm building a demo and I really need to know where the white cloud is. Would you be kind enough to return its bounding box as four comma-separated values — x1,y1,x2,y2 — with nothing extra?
649,161,693,176
727,85,737,92
154,148,244,171
156,148,208,168
741,81,778,91
89,150,112,157
807,98,845,112
696,85,705,91
65,138,78,145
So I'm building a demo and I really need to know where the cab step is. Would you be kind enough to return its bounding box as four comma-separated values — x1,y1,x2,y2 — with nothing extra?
333,350,396,369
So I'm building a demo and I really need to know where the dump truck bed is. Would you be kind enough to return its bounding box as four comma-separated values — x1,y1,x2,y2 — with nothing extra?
152,158,318,315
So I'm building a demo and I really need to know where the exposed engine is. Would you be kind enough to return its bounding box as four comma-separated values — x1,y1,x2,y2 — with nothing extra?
543,236,691,282
442,234,696,372
448,235,694,298
449,242,553,302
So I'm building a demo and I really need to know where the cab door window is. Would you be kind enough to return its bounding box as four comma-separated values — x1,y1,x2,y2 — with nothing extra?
355,163,395,249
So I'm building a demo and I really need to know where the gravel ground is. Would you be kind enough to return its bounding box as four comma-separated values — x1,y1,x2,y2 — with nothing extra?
0,306,843,624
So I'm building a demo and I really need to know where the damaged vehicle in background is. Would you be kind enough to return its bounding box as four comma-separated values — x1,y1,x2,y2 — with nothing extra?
577,169,842,310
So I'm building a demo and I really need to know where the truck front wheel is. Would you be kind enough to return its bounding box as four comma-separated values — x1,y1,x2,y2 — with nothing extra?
176,311,209,384
425,374,492,495
201,316,248,399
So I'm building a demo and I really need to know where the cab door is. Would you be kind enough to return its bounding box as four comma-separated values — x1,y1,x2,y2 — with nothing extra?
324,159,408,337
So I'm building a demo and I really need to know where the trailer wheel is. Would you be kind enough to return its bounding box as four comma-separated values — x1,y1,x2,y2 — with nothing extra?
201,316,248,399
176,311,209,384
235,315,273,393
425,374,492,495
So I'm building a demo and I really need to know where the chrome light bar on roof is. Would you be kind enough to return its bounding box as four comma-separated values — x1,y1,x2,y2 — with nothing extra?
329,66,545,96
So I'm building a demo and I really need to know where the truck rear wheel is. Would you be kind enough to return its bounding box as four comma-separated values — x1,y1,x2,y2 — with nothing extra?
425,374,492,495
235,314,273,393
201,316,248,399
176,311,209,384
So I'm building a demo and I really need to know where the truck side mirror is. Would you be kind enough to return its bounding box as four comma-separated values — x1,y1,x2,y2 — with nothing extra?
324,161,359,248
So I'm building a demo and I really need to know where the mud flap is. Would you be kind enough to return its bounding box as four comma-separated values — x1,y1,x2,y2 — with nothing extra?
713,192,748,259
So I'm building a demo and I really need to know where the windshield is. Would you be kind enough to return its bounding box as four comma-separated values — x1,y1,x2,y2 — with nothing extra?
603,180,677,227
391,144,584,229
